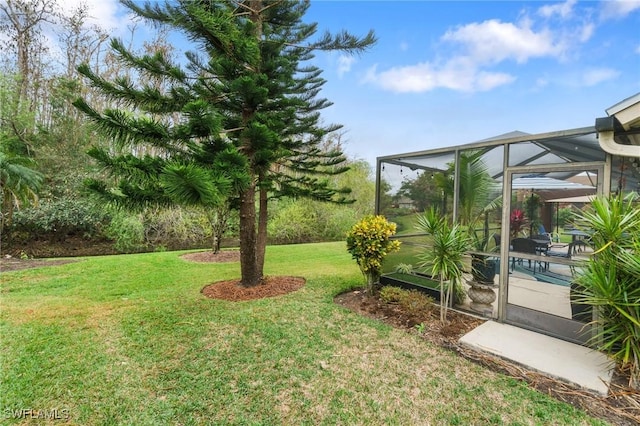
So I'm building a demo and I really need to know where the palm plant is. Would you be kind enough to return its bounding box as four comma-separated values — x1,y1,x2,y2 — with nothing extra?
416,208,471,323
456,151,501,281
0,140,43,233
574,193,640,389
456,151,496,226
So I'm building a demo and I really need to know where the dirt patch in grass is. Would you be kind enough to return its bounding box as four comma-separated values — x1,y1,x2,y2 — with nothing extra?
0,256,79,272
181,250,240,263
335,288,640,426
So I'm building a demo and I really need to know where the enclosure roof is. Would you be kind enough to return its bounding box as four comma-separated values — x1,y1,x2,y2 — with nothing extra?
377,126,602,176
511,176,595,190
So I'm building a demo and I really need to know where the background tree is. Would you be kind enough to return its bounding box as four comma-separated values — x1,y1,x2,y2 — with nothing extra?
0,0,56,115
73,0,376,286
397,171,442,212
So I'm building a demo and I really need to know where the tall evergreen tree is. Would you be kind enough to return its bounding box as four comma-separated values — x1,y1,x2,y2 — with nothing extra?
73,0,376,286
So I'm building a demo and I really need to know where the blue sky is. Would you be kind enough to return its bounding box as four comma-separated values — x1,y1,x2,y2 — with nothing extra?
302,1,640,166
53,0,640,168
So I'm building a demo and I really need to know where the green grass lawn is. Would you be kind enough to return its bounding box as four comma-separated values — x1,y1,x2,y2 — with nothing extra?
0,242,608,425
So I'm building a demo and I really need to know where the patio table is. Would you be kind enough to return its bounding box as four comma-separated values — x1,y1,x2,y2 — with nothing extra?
562,229,591,242
562,229,592,253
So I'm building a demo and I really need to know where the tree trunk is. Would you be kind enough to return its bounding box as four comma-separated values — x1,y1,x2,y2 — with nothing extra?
256,185,268,277
237,0,264,287
238,180,262,287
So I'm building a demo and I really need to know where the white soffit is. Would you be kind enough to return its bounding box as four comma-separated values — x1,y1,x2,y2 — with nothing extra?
606,92,640,132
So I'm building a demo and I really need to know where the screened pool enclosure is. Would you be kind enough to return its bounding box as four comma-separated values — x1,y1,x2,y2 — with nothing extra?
375,93,640,345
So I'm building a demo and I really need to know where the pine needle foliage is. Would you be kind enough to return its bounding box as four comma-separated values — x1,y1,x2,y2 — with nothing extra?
73,0,376,286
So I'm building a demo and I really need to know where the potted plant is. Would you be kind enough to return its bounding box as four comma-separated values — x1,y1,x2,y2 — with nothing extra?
441,150,501,283
470,252,498,284
468,210,500,284
416,207,471,323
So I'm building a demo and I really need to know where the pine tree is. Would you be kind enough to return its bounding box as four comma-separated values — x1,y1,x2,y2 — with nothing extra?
73,0,376,286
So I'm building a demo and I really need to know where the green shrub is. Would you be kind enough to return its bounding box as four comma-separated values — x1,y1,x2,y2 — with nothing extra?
268,200,360,244
346,215,401,291
104,212,146,253
143,206,212,249
316,205,358,241
575,193,640,389
268,200,320,244
394,263,414,274
10,197,108,241
379,285,407,303
557,207,574,229
379,286,436,324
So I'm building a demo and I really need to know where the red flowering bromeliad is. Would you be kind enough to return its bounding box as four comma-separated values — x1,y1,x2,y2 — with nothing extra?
510,209,527,238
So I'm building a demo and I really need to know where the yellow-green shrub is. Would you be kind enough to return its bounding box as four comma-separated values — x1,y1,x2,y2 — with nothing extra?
346,215,401,290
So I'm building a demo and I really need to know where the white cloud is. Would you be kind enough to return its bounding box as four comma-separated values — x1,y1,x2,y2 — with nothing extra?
538,0,577,19
636,44,640,54
399,41,409,52
578,22,595,42
36,0,135,69
581,67,620,86
363,58,515,93
442,19,565,64
361,2,625,94
58,0,125,33
535,77,549,89
600,0,640,20
337,55,355,77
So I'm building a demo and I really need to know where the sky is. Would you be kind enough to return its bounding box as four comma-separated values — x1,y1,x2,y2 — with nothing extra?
42,0,640,169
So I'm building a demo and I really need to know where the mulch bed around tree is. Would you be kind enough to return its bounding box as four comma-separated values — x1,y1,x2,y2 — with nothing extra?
183,250,307,302
201,276,306,301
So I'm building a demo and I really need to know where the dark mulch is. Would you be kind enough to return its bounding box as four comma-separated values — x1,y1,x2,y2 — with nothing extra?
188,250,306,302
201,276,305,301
334,288,484,347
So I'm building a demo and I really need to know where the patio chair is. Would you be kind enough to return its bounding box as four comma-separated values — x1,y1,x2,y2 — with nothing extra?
545,242,576,274
529,234,551,253
545,242,574,259
510,237,542,273
538,224,560,243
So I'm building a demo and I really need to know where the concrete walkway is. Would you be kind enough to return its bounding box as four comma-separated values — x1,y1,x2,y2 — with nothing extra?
459,321,614,395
